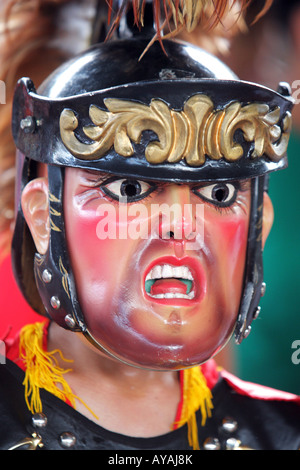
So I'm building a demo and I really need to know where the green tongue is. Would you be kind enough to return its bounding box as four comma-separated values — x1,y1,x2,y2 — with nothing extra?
145,278,192,294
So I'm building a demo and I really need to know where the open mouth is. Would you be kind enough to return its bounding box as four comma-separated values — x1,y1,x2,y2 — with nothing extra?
145,263,195,300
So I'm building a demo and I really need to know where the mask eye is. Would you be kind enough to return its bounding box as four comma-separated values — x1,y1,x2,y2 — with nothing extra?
101,178,155,202
193,183,238,207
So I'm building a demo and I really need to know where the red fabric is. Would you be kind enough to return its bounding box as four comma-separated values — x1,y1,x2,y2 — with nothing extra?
0,255,41,341
201,359,220,390
221,368,300,404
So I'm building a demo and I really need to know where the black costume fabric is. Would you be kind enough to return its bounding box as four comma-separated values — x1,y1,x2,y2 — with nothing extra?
0,358,299,450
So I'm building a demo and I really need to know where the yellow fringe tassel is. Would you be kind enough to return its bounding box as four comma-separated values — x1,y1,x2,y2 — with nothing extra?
175,367,214,450
19,322,98,420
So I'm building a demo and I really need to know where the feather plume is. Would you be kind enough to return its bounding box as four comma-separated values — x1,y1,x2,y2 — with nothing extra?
106,0,273,39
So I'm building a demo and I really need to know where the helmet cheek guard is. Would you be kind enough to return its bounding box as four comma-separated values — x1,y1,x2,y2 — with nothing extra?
11,37,294,366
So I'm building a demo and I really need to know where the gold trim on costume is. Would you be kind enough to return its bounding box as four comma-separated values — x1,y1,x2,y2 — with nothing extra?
8,433,43,450
59,96,291,166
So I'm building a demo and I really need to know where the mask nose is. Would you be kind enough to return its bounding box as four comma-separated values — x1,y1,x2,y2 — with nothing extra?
157,185,197,242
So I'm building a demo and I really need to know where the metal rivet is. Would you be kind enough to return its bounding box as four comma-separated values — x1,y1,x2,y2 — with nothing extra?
253,306,261,320
226,437,241,450
50,296,60,309
203,437,221,450
65,314,76,329
243,326,251,339
20,116,36,133
59,432,76,448
32,412,48,428
221,417,238,433
42,269,52,284
277,82,292,97
261,282,266,297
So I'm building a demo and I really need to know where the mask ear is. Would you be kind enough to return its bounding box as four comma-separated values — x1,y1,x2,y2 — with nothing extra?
262,191,274,248
21,177,50,255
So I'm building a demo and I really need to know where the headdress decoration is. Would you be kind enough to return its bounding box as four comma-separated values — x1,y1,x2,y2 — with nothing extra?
106,0,274,49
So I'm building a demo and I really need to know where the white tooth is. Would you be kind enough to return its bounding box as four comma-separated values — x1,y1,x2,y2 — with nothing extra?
164,293,175,298
173,266,183,278
181,266,190,279
174,293,186,298
148,264,193,281
185,267,194,280
149,291,195,300
162,264,173,278
152,265,162,279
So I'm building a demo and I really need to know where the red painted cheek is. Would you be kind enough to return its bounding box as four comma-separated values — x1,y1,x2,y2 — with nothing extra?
67,206,143,283
203,211,249,287
222,217,248,245
66,209,117,278
72,205,145,242
216,216,249,284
